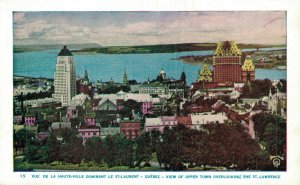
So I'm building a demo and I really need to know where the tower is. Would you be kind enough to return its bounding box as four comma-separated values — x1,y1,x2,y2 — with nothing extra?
84,68,89,82
123,68,129,85
159,68,166,80
197,64,212,82
53,46,76,107
213,41,242,83
180,67,186,85
242,55,255,82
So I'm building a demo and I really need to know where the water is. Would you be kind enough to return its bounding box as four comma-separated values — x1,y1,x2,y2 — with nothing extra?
13,49,286,85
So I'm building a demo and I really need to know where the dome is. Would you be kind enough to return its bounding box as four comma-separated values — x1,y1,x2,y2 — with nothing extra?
159,69,166,75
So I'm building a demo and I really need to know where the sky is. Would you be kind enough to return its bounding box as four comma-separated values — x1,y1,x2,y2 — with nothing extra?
13,11,286,46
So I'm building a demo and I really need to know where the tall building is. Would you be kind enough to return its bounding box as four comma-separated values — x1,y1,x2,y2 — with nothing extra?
213,41,242,83
53,46,76,107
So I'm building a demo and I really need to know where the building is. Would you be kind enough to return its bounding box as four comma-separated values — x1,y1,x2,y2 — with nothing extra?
24,115,36,127
53,46,76,107
161,116,177,128
84,111,96,126
125,93,153,115
119,120,141,140
197,64,213,82
213,41,242,83
50,122,72,130
176,116,192,128
97,98,118,111
144,116,178,133
78,125,100,142
139,82,169,95
191,113,227,130
242,56,255,82
123,68,129,86
144,117,164,132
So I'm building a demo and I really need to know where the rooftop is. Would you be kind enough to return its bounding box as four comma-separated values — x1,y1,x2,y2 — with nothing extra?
58,45,73,56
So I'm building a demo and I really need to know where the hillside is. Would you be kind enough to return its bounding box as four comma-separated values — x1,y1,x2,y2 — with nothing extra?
71,43,284,54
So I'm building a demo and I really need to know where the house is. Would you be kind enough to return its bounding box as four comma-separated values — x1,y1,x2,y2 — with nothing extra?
176,116,192,128
191,113,227,130
78,125,100,142
125,93,153,115
50,122,72,130
24,115,36,127
161,116,177,128
97,98,117,111
84,111,96,126
144,116,177,133
144,117,163,132
119,120,141,140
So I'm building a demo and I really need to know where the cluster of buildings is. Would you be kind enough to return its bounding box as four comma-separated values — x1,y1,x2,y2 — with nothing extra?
13,42,287,144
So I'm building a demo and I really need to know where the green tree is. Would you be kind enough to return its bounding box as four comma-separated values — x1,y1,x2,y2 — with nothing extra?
47,133,60,163
135,132,152,167
14,128,35,153
104,135,116,167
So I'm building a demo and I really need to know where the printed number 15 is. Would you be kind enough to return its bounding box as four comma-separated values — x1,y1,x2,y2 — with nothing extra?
20,174,25,178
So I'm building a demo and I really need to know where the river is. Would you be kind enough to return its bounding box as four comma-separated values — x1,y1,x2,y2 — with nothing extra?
13,49,286,85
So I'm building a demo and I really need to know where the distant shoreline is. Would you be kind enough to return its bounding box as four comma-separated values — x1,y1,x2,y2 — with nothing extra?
14,43,286,54
174,48,286,70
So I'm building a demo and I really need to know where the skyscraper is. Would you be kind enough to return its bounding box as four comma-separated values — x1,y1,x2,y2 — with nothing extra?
52,46,76,107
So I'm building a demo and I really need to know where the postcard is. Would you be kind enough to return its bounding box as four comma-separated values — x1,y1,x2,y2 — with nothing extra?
1,0,300,185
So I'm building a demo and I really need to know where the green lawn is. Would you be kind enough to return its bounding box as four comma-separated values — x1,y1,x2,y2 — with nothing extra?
14,157,160,171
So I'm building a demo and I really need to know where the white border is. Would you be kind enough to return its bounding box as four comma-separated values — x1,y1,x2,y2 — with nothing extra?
1,0,300,185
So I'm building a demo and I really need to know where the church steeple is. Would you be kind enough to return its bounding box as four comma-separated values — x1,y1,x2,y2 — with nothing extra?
180,67,186,85
84,67,89,82
123,67,129,85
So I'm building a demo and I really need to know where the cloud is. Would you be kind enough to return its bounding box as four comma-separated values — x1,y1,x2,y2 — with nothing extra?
13,12,25,23
13,12,286,46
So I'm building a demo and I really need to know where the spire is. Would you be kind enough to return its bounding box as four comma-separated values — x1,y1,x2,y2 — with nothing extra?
84,67,89,82
123,67,129,85
180,68,186,85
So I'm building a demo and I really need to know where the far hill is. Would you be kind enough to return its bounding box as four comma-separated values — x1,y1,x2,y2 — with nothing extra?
13,43,101,53
71,43,285,54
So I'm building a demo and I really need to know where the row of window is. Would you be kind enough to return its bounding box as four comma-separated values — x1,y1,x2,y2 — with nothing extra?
80,132,98,136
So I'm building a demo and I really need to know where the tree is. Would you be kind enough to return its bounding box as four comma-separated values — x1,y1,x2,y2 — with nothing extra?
60,137,84,164
253,112,286,157
84,139,94,165
25,138,49,164
104,135,116,167
47,133,60,163
135,132,152,167
14,128,35,153
84,137,105,165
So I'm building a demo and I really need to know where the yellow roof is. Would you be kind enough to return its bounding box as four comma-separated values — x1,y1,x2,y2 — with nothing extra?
242,56,255,71
214,41,241,56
